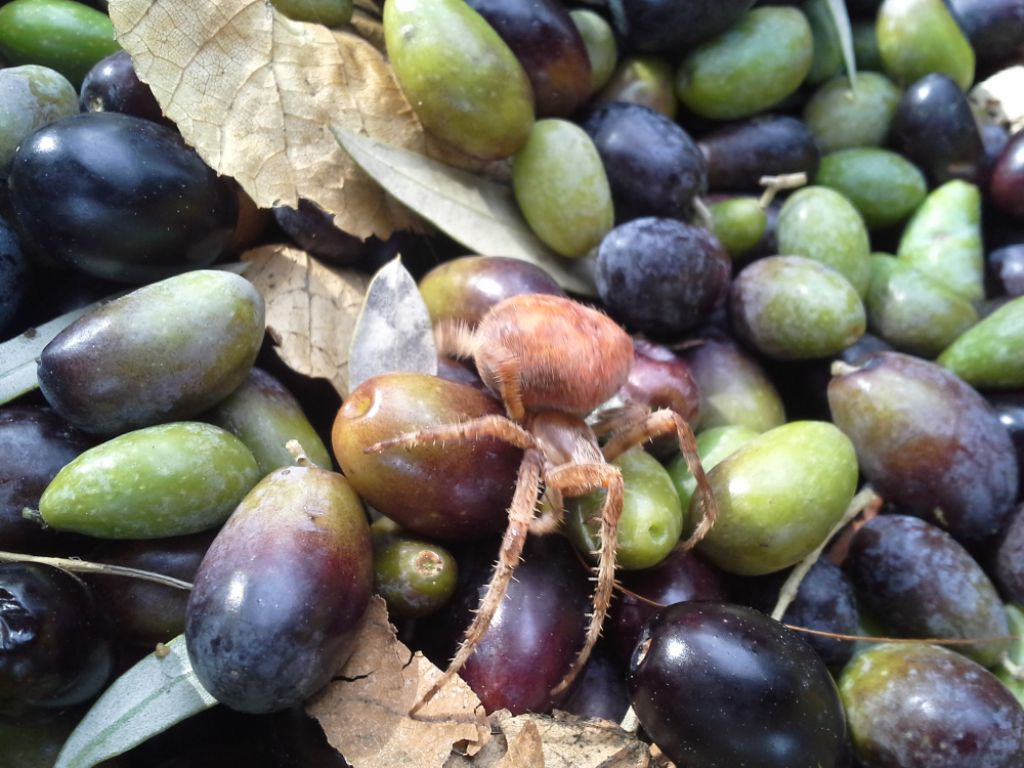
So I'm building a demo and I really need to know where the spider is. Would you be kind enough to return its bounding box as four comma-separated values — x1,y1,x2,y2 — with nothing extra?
366,292,717,715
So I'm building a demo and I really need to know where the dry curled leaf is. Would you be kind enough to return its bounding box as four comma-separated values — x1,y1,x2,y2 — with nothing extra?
492,711,650,768
108,0,422,239
307,598,489,768
495,721,544,768
241,245,368,398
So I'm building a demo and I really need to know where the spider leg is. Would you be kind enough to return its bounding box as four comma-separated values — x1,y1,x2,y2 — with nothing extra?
531,484,565,536
543,461,624,699
601,408,718,551
363,415,536,453
409,447,545,716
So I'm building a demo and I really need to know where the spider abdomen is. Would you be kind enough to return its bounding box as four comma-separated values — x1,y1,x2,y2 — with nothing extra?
475,294,633,416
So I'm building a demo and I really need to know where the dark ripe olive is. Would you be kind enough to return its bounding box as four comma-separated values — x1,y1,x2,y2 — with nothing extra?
611,0,756,54
560,644,630,723
0,213,30,334
581,102,706,223
88,532,214,647
617,337,700,423
698,115,820,193
845,515,1010,667
271,199,369,266
332,373,520,541
608,547,727,663
186,464,373,713
828,352,1019,551
7,112,237,282
418,254,565,328
991,130,1024,221
994,503,1024,603
0,563,113,711
945,0,1024,66
441,536,590,714
888,74,986,186
79,49,164,123
988,243,1024,297
0,405,92,554
627,602,846,768
465,0,590,118
595,217,730,336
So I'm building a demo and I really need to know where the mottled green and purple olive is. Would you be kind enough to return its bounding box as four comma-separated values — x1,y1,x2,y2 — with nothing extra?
815,149,927,230
332,372,520,541
569,9,616,93
269,0,353,26
567,447,683,571
0,64,77,172
667,425,758,513
205,367,331,475
383,0,533,159
876,0,975,90
828,352,1019,550
681,338,786,433
595,55,677,118
186,463,372,713
695,421,859,575
846,514,1010,666
512,119,614,258
38,270,265,436
802,71,902,154
708,197,766,262
675,7,813,120
372,524,457,618
730,256,866,360
777,186,872,296
938,297,1024,388
897,180,984,302
0,0,120,86
865,254,978,357
38,422,261,539
840,643,1024,768
803,0,843,84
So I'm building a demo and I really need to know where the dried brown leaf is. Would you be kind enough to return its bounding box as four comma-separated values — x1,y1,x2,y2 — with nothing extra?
307,598,489,768
108,0,423,239
241,245,368,398
496,720,544,768
492,711,650,768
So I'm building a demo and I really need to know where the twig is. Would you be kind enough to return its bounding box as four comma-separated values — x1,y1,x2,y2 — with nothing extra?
758,172,808,209
0,551,193,590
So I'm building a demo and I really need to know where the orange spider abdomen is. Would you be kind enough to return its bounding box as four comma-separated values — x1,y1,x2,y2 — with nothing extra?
475,293,634,416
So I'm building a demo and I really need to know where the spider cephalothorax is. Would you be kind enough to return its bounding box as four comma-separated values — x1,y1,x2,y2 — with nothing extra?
368,292,717,714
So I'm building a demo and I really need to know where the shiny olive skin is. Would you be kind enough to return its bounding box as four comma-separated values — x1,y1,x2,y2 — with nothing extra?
0,64,78,174
876,0,975,91
846,515,1010,667
840,643,1024,768
465,0,591,118
38,269,265,436
946,0,1024,66
0,406,91,554
594,55,678,118
80,49,164,122
699,115,820,193
828,352,1019,550
995,504,1024,603
186,464,373,713
332,373,519,541
628,602,846,768
991,130,1024,222
418,255,565,328
610,0,755,54
802,71,901,154
371,527,457,618
938,296,1024,388
88,532,214,647
815,149,927,230
0,564,113,711
271,199,368,266
8,112,237,283
619,338,701,425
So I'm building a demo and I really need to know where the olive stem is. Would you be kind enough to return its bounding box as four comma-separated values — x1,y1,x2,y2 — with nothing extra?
286,439,312,468
830,360,860,378
0,551,194,591
1003,654,1024,681
758,172,808,209
771,486,881,622
619,705,640,734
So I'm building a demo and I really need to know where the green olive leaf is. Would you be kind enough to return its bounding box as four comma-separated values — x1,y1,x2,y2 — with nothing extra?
331,126,597,296
998,604,1024,705
54,635,218,768
824,0,857,88
348,256,437,392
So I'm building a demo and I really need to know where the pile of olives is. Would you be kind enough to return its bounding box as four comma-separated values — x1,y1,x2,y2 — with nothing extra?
2,0,1024,766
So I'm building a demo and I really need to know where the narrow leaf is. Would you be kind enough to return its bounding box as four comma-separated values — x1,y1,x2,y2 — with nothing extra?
331,126,597,296
348,257,437,392
825,0,857,89
55,636,217,768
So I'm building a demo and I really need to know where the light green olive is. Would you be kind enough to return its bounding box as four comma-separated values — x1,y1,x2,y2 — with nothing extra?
876,0,975,91
667,425,759,513
938,297,1024,388
815,148,927,230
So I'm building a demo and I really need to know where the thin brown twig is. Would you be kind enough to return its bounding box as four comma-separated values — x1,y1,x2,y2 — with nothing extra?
0,551,194,590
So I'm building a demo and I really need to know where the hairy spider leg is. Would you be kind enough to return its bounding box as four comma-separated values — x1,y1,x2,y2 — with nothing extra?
362,415,536,454
601,408,718,550
409,448,545,716
544,461,624,698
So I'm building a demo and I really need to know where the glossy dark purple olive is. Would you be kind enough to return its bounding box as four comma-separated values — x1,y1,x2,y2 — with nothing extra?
271,199,369,266
945,0,1024,65
627,601,847,768
990,130,1024,221
698,115,820,193
0,213,29,335
582,102,706,223
80,49,164,122
994,503,1024,604
610,0,756,54
8,112,237,283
